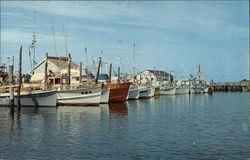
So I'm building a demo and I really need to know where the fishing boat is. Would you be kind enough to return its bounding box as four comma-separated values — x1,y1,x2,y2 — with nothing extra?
160,86,176,95
102,82,131,102
127,84,139,100
0,89,57,107
57,86,101,106
101,88,110,103
175,87,189,94
138,85,154,98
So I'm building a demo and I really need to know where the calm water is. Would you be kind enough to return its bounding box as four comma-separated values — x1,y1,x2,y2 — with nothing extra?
0,92,249,160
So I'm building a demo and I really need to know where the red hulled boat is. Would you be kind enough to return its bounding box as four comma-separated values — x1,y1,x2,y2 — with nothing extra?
102,82,131,102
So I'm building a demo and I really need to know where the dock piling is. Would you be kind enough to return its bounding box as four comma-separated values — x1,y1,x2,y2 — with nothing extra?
8,65,14,113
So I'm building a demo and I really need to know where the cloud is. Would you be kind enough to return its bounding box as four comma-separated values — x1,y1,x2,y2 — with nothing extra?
2,1,248,38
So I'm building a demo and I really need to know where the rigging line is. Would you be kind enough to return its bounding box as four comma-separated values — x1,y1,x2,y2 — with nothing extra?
32,10,37,69
64,18,68,57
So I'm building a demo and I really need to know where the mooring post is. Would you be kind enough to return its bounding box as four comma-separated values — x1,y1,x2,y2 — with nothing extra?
109,63,112,83
79,62,82,84
44,52,48,89
17,46,22,111
95,58,102,84
117,67,120,84
8,65,14,113
67,53,71,85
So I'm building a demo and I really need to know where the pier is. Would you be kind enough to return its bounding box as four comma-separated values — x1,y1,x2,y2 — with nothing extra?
212,80,250,92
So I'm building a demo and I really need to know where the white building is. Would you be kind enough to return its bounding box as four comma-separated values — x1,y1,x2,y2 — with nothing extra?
136,69,173,86
30,56,93,84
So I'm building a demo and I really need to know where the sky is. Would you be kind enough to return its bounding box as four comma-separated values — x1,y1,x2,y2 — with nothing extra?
0,1,249,82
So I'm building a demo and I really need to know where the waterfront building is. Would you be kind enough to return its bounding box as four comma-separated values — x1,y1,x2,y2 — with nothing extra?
136,69,173,85
30,56,94,84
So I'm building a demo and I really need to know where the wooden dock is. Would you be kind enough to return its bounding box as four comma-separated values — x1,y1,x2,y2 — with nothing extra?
212,80,250,92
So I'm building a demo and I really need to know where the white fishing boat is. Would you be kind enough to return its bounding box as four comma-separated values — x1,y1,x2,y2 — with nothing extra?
138,86,154,98
100,88,110,103
175,87,189,94
0,89,57,107
160,86,176,95
57,87,101,106
203,87,209,93
127,84,139,100
189,87,202,94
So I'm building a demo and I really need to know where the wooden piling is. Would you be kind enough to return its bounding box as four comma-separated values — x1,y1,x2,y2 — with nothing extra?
117,67,120,84
95,58,102,84
79,62,82,84
109,63,112,83
8,65,14,112
67,53,71,85
44,52,48,89
17,46,22,110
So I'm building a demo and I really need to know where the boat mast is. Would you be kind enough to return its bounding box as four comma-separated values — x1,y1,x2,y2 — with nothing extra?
31,11,37,69
133,43,135,83
51,20,58,58
64,18,68,57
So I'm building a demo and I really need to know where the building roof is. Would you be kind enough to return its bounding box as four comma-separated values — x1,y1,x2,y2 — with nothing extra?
146,69,171,77
48,56,79,69
31,56,79,73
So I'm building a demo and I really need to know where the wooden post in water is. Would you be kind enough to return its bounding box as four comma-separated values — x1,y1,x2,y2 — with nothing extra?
95,58,102,84
67,53,71,85
79,62,82,84
8,65,14,112
117,67,120,84
44,52,48,89
109,63,112,83
17,46,22,110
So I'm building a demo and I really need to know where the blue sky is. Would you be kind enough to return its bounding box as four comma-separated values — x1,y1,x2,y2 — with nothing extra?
1,1,249,82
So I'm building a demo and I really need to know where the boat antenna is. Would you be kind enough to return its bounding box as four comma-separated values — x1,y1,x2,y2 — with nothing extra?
28,49,32,70
51,19,58,58
64,18,68,57
133,43,135,83
84,47,88,67
31,10,37,69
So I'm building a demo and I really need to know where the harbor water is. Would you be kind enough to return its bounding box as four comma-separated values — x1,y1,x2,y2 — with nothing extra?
0,92,249,160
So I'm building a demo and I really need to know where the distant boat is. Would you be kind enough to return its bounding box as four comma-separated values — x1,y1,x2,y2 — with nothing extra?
138,86,154,98
0,89,57,107
160,86,176,95
189,86,202,94
176,87,189,94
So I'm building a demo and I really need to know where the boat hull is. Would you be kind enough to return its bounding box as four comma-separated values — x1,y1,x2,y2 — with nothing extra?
101,88,110,103
128,88,139,100
189,88,202,94
160,87,176,95
139,87,154,99
103,82,131,102
57,87,101,106
0,90,57,107
176,88,189,94
154,87,160,96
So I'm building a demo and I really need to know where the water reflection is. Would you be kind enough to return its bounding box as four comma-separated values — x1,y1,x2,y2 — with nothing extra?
108,102,128,115
0,93,249,160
